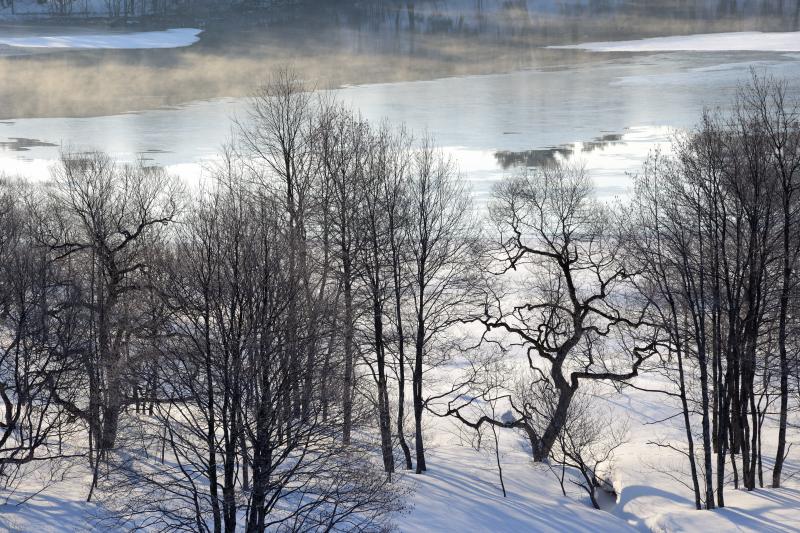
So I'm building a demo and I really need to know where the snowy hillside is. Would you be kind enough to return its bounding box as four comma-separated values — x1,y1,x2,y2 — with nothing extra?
1,369,798,532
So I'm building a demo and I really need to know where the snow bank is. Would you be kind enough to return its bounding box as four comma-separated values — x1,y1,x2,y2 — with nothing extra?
0,28,202,49
550,31,800,53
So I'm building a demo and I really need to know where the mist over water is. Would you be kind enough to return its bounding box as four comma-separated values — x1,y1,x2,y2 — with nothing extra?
1,0,800,196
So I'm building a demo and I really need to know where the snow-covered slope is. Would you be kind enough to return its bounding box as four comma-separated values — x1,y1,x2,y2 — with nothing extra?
605,376,800,533
0,461,99,532
402,414,636,533
0,370,798,532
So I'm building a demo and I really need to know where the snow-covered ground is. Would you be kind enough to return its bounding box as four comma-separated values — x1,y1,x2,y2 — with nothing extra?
0,28,202,49
397,365,800,533
403,446,635,532
0,367,797,532
605,377,800,533
0,456,99,532
551,32,800,53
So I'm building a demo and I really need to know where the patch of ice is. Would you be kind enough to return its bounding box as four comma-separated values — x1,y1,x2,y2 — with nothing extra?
550,31,800,53
0,28,202,49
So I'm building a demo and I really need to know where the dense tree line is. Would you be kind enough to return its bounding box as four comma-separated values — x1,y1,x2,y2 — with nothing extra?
626,74,800,508
4,0,241,17
0,71,798,529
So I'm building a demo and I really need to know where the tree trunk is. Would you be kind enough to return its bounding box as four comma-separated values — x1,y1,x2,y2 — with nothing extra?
534,379,574,463
246,349,273,533
374,302,395,473
773,197,791,488
204,309,222,533
394,285,412,470
390,212,413,470
413,311,426,473
342,272,354,445
676,336,702,509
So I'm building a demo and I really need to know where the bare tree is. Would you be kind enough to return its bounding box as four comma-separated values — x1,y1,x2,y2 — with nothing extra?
35,152,181,464
0,180,79,485
314,102,369,446
626,146,720,508
382,125,415,472
449,163,654,463
738,74,800,489
99,152,403,532
625,74,800,505
238,67,320,431
405,137,477,473
358,122,399,474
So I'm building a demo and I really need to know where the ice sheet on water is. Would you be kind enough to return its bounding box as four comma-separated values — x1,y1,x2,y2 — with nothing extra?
550,31,800,53
0,28,202,49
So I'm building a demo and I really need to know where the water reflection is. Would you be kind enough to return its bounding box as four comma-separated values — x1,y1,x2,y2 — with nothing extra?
453,127,670,202
0,137,58,152
494,133,624,169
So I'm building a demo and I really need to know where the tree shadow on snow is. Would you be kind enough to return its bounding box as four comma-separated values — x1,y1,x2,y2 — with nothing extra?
0,492,100,532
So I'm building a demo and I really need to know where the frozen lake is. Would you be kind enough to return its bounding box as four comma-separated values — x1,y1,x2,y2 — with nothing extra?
1,2,799,199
